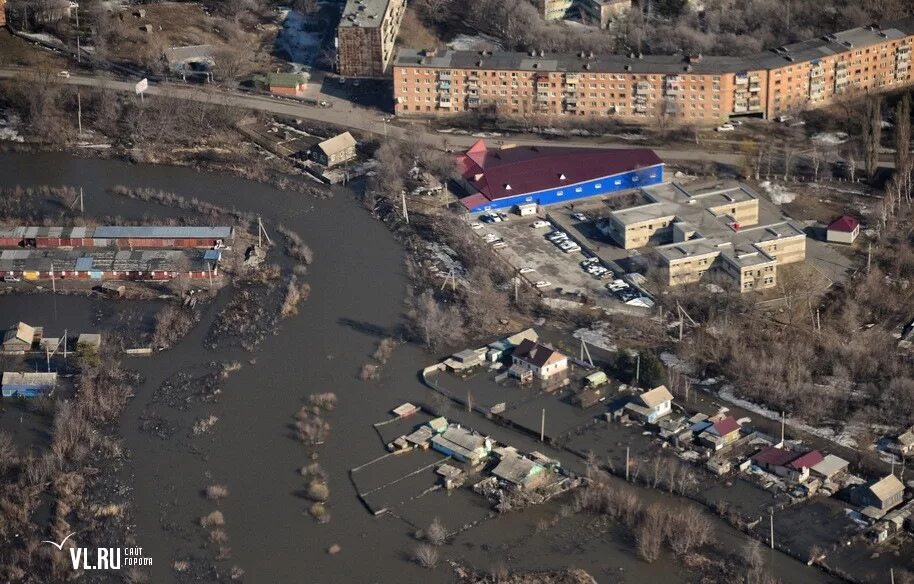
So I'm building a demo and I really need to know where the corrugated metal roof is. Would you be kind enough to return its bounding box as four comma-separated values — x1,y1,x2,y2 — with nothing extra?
92,226,233,238
74,257,94,270
71,226,87,238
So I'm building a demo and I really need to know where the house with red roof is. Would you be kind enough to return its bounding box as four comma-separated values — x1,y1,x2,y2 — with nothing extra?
752,445,824,483
510,339,569,380
826,215,860,244
456,140,664,213
696,415,742,450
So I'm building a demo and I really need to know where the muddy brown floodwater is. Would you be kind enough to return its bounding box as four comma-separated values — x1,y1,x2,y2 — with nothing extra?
0,153,841,583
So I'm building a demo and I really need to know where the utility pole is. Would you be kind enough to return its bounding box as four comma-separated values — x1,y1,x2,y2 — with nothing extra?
514,273,519,305
75,5,81,64
77,90,82,137
50,261,56,293
635,353,641,387
79,187,84,213
46,347,50,372
580,339,594,367
781,412,786,446
770,508,775,549
63,328,67,360
207,262,213,289
867,243,872,274
540,408,545,442
625,446,630,481
401,191,409,224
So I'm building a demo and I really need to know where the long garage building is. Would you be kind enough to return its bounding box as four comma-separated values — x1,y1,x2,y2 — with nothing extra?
0,226,234,249
456,140,663,213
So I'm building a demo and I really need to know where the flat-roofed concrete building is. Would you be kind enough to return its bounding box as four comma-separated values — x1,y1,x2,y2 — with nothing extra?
392,17,914,123
336,0,406,77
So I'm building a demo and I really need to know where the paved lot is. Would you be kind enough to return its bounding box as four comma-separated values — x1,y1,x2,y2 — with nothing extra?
474,215,618,303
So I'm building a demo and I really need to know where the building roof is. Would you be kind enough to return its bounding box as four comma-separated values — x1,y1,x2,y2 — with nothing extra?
828,215,859,233
638,385,673,409
339,0,395,28
316,132,357,157
706,416,740,437
268,72,308,88
14,322,35,344
0,249,215,274
491,455,543,486
787,449,824,471
868,474,905,502
753,445,800,467
394,16,914,74
431,426,490,460
163,44,214,65
458,140,662,203
897,430,914,447
92,226,233,239
1,371,58,388
77,333,101,348
811,454,849,477
513,339,566,368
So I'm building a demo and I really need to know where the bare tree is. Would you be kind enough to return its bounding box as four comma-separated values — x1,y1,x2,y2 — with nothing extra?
863,96,883,182
896,93,911,174
406,289,465,350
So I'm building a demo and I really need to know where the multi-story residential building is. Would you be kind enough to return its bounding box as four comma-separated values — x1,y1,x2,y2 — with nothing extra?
336,0,406,78
392,16,914,123
597,181,806,292
0,0,6,28
532,0,576,21
578,0,630,29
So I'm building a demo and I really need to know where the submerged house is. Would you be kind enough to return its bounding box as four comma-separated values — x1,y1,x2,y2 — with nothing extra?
696,415,742,450
1,371,57,398
752,446,824,483
491,454,545,489
852,474,906,513
2,322,36,353
431,426,493,465
510,339,568,380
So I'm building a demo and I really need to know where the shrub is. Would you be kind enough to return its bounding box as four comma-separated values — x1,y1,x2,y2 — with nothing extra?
205,485,229,501
425,517,446,546
209,529,229,545
309,502,331,523
307,479,330,502
200,511,225,528
308,393,338,412
414,544,439,569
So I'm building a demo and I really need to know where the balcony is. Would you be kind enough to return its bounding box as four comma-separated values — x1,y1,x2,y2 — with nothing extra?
810,68,825,78
438,81,451,90
899,45,912,54
438,99,452,108
564,85,577,94
467,74,479,82
733,105,748,113
734,76,748,85
537,93,550,102
635,83,650,95
564,96,577,104
438,71,452,79
565,74,578,84
467,97,480,108
749,84,761,93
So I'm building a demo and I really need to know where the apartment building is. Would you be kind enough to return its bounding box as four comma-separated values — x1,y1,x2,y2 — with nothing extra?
0,0,6,28
392,16,914,123
532,0,575,21
533,0,629,28
336,0,406,78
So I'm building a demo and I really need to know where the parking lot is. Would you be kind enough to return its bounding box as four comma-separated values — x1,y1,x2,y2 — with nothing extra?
472,212,654,310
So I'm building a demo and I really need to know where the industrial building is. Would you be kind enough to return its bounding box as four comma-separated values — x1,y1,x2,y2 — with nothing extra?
0,226,233,249
456,139,663,213
0,249,221,282
392,17,914,123
336,0,406,77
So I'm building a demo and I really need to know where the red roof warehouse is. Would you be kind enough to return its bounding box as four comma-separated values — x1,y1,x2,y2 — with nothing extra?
456,140,664,213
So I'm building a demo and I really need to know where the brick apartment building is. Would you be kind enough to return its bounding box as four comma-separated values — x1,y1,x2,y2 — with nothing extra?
392,16,914,124
0,0,6,27
336,0,406,78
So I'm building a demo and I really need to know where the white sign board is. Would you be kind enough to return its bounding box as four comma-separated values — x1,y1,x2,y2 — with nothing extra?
135,78,148,95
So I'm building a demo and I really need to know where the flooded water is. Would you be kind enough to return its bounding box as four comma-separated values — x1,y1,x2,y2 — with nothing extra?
0,153,839,583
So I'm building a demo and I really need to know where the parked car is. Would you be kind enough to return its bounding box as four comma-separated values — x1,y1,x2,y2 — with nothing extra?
534,280,552,288
531,220,551,229
607,279,629,292
492,242,507,249
57,70,70,78
730,119,744,126
483,233,499,243
581,257,600,266
571,212,588,221
777,115,793,123
3,276,21,282
547,231,568,242
715,123,735,132
471,222,484,229
519,267,536,274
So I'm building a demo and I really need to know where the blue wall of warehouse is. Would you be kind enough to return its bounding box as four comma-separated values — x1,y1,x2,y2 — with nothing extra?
466,164,664,213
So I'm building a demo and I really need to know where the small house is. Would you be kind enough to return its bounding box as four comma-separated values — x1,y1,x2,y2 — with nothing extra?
431,426,493,465
163,45,215,81
312,132,357,168
2,371,57,398
623,385,674,424
811,454,850,483
826,215,860,244
583,370,608,388
444,348,485,371
391,402,420,418
2,322,36,353
697,415,741,450
852,474,905,512
404,426,434,448
752,446,824,483
267,71,309,97
491,454,545,489
889,427,914,457
504,328,539,347
427,416,448,434
510,339,568,380
572,387,604,409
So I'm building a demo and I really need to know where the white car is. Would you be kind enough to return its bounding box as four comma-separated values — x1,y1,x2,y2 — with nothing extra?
483,233,499,243
547,231,568,241
57,70,70,78
571,212,588,221
519,267,536,274
716,123,735,132
581,257,600,266
492,242,507,249
534,281,552,288
471,223,484,230
531,220,551,229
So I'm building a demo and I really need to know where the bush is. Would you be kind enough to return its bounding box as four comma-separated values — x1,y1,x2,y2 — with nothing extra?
307,479,330,502
205,485,229,501
308,393,338,412
413,544,439,569
309,502,331,523
200,511,225,528
425,517,446,546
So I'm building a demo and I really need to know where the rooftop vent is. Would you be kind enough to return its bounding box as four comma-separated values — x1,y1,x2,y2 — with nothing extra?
685,65,692,72
539,49,545,57
474,173,484,181
588,51,594,58
559,173,566,180
688,53,702,63
504,184,512,191
584,63,591,70
529,50,537,57
579,51,586,58
624,64,631,71
476,60,483,66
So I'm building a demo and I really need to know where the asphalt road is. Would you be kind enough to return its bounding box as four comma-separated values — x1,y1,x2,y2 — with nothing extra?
0,67,746,164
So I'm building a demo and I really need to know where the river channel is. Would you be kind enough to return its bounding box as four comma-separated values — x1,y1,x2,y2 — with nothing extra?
0,152,840,583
